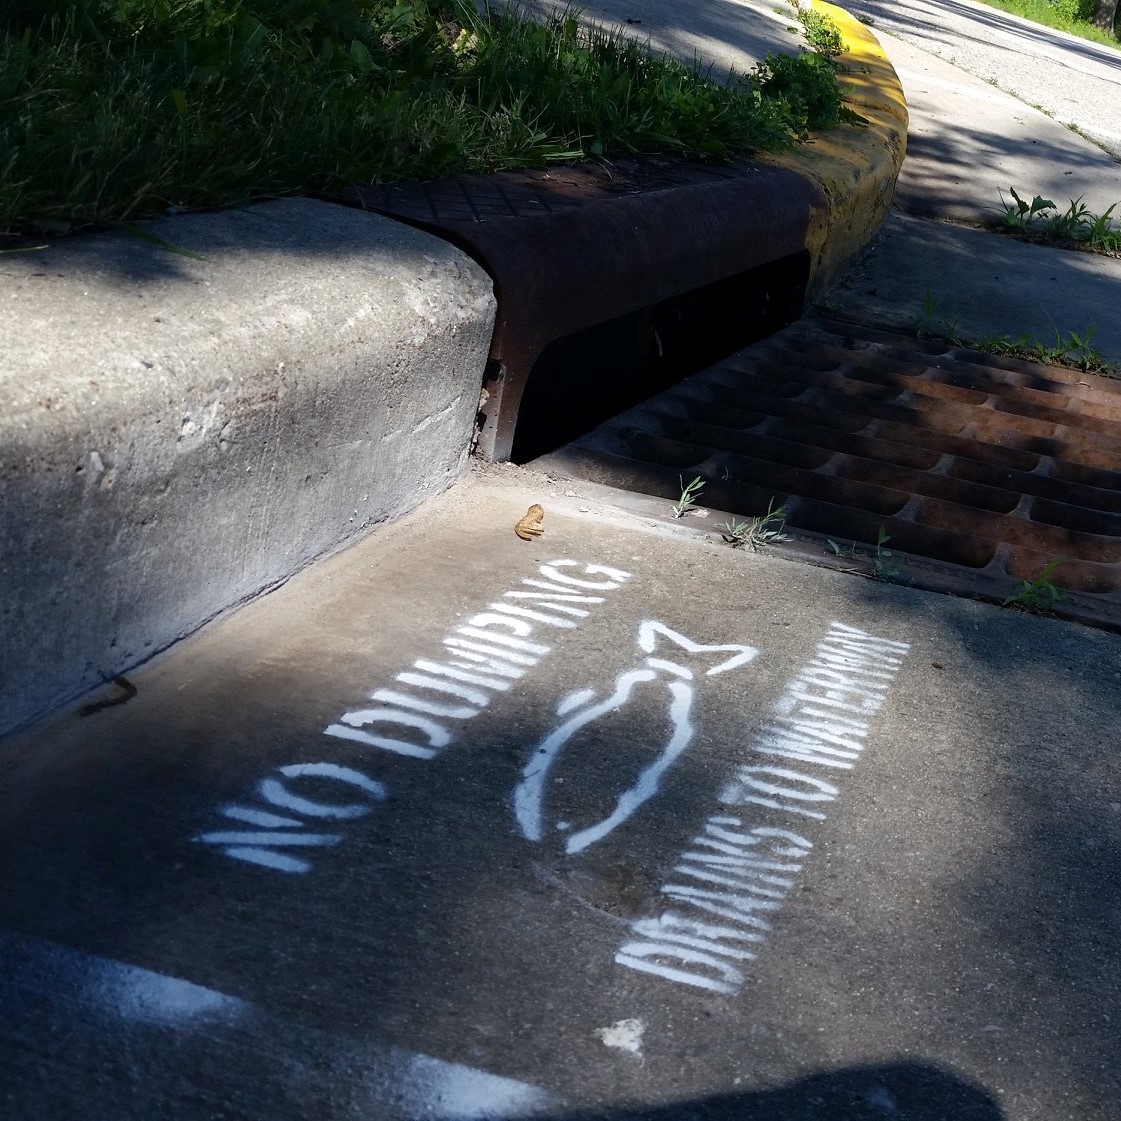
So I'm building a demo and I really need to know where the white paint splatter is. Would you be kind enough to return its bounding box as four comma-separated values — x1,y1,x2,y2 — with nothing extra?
1,931,559,1117
595,1017,645,1057
400,1052,556,1117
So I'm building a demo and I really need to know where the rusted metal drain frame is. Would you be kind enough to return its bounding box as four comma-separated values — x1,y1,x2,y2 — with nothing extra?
323,158,825,461
532,318,1121,632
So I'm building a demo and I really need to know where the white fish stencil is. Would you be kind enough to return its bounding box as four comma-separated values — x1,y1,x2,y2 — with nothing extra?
514,622,759,854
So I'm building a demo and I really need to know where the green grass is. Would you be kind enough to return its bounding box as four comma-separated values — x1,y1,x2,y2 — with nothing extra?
969,0,1119,50
0,0,851,240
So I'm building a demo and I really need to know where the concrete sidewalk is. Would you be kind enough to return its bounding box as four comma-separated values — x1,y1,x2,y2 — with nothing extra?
825,17,1121,366
2,470,1118,1120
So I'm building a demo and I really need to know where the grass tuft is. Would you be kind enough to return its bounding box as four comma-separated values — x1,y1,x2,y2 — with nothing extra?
0,0,853,240
719,500,793,549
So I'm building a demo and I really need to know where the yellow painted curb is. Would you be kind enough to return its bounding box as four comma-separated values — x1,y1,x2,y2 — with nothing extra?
762,1,909,296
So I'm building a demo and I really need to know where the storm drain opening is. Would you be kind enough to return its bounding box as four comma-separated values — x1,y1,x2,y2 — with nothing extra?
323,158,826,461
509,252,809,464
532,318,1121,633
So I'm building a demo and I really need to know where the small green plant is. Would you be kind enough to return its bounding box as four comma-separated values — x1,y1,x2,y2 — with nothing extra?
789,1,846,59
871,525,899,579
1002,558,1068,612
826,538,856,559
911,291,959,341
999,187,1057,227
973,327,1112,374
997,189,1121,255
672,475,706,518
1087,204,1121,251
754,51,849,133
825,527,898,578
1063,327,1107,371
1047,196,1093,239
764,2,866,130
719,500,793,549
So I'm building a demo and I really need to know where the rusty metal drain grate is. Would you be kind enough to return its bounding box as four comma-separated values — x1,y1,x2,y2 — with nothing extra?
532,319,1121,631
322,158,823,461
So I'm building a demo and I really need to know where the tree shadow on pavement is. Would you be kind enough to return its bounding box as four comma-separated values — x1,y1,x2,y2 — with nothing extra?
893,101,1121,222
815,572,1121,1119
541,1060,1002,1119
848,0,1121,69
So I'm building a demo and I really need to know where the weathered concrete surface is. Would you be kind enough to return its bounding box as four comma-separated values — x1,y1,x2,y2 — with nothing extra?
826,210,1121,366
0,198,496,737
1,470,1119,1120
868,26,1121,224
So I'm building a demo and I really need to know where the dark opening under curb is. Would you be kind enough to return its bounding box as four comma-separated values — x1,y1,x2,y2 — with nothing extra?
510,253,810,464
322,158,825,462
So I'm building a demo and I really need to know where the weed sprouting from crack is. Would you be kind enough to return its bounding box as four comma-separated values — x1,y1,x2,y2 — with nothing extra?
998,188,1121,254
719,500,793,550
910,288,1115,376
871,525,899,580
671,475,705,518
1003,558,1068,612
975,326,1112,374
826,524,899,580
911,291,959,342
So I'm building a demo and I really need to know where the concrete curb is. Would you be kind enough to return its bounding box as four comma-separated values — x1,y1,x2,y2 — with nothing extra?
0,199,496,736
764,1,909,296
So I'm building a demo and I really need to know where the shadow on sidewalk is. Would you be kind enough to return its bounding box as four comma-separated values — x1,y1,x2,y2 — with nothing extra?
536,1060,1003,1120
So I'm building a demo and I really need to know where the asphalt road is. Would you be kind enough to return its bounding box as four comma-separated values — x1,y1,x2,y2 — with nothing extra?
2,475,1120,1121
838,0,1121,160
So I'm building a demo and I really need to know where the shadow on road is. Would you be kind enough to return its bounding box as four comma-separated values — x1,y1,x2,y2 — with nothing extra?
536,1060,1003,1119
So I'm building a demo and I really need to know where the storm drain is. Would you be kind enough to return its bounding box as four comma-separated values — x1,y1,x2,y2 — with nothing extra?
532,319,1121,632
322,157,822,461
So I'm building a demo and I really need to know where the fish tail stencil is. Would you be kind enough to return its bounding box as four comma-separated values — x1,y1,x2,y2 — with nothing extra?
513,621,759,853
637,621,759,678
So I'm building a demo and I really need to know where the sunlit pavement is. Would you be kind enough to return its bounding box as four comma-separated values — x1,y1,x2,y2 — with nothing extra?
3,473,1119,1120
